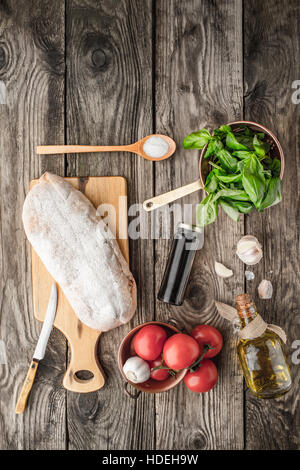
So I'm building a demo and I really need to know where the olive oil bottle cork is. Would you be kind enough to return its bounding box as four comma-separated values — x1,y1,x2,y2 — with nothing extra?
236,294,292,399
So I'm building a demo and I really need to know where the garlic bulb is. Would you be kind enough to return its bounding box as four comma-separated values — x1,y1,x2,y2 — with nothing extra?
215,261,233,278
236,235,263,265
123,356,150,384
258,279,273,299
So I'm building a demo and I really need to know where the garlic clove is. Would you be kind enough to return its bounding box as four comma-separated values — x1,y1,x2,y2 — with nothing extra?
236,235,263,266
258,279,273,299
245,270,255,281
215,261,233,278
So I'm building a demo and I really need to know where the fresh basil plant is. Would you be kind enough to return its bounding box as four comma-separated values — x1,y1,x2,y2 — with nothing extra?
183,124,282,227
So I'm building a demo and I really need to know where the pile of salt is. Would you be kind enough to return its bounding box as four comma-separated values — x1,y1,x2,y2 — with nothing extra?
143,136,169,158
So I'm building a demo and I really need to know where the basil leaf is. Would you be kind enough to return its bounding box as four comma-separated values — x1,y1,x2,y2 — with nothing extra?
253,135,270,157
237,159,246,173
183,129,211,149
226,132,249,150
232,150,256,159
214,139,224,152
256,132,265,139
223,199,254,214
262,155,273,169
213,125,231,140
259,177,282,210
219,199,240,222
216,173,242,183
270,158,281,177
232,180,244,190
209,161,223,170
203,139,216,159
204,171,218,193
242,155,265,208
213,188,250,202
219,125,231,133
204,170,214,186
216,148,238,172
204,137,224,158
197,195,218,227
263,169,272,179
239,125,253,136
235,135,254,150
242,172,265,208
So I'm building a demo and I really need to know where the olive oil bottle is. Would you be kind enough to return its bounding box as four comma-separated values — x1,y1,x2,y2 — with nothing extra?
236,294,292,399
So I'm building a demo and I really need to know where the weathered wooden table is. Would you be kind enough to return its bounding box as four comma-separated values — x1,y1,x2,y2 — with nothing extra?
0,0,299,450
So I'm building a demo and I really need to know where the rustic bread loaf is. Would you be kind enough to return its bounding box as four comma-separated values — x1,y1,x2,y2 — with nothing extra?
22,172,136,331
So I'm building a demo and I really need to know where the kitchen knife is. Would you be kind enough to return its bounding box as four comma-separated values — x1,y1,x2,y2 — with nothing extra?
15,283,58,414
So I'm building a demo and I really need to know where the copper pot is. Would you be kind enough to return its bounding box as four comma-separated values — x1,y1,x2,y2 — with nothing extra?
199,120,285,188
118,320,187,398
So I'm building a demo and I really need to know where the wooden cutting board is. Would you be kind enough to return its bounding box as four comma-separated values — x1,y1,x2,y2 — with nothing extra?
30,176,129,393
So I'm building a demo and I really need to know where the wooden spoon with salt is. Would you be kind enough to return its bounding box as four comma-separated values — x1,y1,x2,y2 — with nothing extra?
36,134,176,162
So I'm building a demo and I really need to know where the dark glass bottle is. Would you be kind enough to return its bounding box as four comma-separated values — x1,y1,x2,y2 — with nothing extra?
158,223,203,306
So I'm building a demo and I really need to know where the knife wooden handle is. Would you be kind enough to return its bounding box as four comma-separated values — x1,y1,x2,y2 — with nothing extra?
15,360,39,414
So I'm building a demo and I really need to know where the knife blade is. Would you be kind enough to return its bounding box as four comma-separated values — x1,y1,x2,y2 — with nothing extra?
15,283,58,414
33,283,57,360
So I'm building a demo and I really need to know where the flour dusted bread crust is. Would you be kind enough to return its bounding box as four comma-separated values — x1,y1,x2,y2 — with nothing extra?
22,172,136,331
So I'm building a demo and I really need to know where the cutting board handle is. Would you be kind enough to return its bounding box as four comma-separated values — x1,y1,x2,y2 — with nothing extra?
63,333,106,393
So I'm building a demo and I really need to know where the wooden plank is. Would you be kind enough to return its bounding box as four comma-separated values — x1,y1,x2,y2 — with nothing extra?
243,0,300,450
0,1,66,449
65,0,155,450
154,0,244,449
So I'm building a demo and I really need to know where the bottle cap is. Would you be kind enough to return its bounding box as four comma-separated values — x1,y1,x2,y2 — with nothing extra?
236,293,252,307
236,293,256,317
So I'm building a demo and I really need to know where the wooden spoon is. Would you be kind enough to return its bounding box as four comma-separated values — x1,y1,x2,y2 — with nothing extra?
36,134,176,162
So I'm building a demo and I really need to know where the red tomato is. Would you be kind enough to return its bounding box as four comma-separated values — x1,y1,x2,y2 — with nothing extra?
163,334,202,370
133,325,167,361
149,357,169,381
184,359,218,393
191,325,223,358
